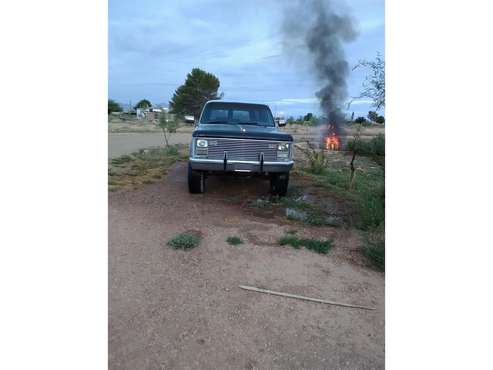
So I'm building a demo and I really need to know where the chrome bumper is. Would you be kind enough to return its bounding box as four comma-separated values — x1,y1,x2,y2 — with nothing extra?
189,158,293,173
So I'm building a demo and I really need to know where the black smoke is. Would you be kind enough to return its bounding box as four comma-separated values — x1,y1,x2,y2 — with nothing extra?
282,0,357,129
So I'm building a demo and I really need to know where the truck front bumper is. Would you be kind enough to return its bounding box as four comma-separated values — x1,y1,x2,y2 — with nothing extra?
189,158,294,173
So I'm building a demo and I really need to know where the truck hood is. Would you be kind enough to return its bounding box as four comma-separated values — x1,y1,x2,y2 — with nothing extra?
192,124,293,142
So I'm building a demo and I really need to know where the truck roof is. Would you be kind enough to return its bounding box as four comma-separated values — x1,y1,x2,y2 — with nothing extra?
205,100,270,107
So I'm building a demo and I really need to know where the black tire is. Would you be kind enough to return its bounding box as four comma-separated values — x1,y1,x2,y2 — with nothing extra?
270,172,289,196
188,162,206,193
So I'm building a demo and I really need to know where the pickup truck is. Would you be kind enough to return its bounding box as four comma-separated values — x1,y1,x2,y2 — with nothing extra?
188,101,294,195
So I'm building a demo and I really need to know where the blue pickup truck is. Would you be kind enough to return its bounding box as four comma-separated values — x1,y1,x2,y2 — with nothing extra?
188,101,294,195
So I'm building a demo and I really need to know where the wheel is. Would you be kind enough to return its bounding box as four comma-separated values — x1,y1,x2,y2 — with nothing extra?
270,172,289,196
188,162,206,193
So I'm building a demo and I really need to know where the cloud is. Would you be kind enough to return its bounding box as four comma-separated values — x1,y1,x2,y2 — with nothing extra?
109,0,384,117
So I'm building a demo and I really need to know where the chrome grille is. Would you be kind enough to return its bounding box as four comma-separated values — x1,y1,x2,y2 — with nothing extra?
205,138,280,161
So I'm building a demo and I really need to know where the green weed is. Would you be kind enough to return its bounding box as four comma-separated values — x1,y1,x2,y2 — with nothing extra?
279,235,333,254
167,232,201,250
226,236,244,246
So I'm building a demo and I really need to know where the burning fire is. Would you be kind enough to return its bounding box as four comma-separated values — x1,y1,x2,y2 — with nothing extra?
325,133,340,151
325,133,340,150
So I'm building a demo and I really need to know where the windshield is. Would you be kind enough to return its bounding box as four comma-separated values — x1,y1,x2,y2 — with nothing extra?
199,102,275,127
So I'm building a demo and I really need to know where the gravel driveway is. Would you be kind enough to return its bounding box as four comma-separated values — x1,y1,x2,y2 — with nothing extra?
109,163,384,369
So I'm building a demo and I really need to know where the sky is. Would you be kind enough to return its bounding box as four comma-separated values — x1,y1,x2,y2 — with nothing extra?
109,0,384,118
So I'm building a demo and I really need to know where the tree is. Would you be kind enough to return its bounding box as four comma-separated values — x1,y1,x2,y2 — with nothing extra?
108,99,122,114
169,68,223,118
354,116,367,124
367,111,379,122
303,113,313,121
158,113,178,147
375,115,385,124
352,53,385,111
134,99,152,109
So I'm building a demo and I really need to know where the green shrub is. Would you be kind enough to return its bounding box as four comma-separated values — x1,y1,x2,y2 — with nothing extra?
165,145,179,156
226,236,243,246
347,134,385,160
355,189,385,230
375,115,385,124
279,235,302,249
279,235,333,254
371,134,385,156
354,116,367,124
363,223,385,271
167,232,201,250
347,138,373,156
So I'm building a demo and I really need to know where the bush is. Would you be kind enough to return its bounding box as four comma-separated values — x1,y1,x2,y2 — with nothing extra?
279,235,333,254
347,134,385,159
297,141,329,174
165,145,179,156
167,232,201,250
375,115,385,124
226,236,243,246
355,188,385,230
354,116,367,124
371,134,385,156
363,223,385,271
347,138,372,156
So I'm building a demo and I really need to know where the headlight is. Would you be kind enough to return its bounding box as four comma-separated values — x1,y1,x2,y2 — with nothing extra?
277,142,290,160
195,139,208,157
196,139,208,148
277,143,289,151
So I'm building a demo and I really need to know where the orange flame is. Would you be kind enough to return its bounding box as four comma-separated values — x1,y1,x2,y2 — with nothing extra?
325,133,340,150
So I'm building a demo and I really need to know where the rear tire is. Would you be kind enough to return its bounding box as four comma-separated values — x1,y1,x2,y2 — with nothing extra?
188,162,206,193
270,172,289,196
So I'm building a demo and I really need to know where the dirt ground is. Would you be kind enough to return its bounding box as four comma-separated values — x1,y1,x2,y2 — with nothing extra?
109,163,385,369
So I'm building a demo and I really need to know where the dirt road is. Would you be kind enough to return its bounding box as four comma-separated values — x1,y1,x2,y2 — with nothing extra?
109,163,384,369
108,132,192,158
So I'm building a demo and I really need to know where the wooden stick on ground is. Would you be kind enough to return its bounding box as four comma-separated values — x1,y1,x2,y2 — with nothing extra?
239,285,375,310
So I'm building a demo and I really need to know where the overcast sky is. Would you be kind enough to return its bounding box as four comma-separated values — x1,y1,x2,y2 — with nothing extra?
109,0,384,118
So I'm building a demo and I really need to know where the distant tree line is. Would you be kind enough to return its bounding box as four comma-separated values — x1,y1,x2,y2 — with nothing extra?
286,113,319,126
353,111,385,125
284,111,384,126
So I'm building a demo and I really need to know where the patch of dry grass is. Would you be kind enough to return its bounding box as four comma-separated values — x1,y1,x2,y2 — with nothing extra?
108,144,188,191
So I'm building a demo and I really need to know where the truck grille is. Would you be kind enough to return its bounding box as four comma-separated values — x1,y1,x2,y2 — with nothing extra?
205,138,281,161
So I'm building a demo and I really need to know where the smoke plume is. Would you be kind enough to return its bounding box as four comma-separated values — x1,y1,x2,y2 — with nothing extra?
282,0,357,126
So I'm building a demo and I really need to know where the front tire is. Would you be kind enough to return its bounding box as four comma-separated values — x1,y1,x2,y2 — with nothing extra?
270,172,289,196
188,162,206,193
